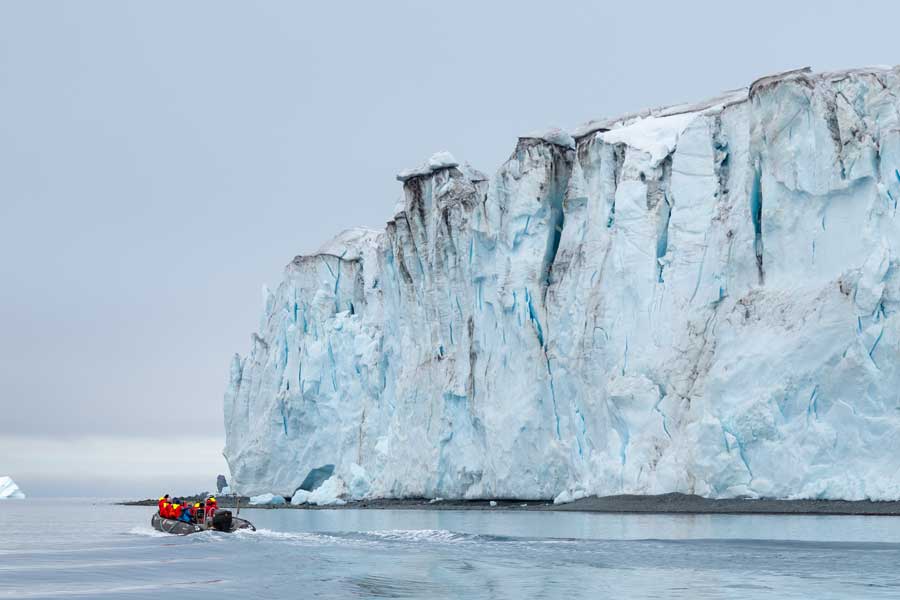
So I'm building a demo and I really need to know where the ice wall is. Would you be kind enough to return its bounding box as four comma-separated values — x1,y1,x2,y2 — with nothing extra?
225,67,900,501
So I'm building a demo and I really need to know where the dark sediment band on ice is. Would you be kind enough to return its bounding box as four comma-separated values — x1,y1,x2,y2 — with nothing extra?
122,493,900,515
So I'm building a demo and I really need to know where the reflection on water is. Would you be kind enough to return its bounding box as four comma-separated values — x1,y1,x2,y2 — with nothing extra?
1,499,899,598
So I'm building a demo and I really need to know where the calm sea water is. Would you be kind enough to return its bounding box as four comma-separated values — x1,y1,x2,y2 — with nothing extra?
2,499,900,599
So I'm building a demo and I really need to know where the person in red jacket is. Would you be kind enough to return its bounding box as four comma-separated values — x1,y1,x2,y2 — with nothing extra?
158,494,170,518
204,496,218,518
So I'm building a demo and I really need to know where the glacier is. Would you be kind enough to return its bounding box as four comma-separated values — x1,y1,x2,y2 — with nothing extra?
225,66,900,502
0,477,25,499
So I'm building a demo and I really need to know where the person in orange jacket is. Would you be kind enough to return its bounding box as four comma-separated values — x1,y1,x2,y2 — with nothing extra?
158,494,170,518
169,498,183,521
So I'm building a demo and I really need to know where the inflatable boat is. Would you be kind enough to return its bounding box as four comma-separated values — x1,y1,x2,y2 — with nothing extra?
151,509,255,535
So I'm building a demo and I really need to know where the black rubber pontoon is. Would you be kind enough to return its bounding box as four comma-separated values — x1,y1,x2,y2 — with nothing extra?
151,509,255,535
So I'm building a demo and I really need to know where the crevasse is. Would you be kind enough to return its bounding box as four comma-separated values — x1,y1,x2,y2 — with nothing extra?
225,67,900,502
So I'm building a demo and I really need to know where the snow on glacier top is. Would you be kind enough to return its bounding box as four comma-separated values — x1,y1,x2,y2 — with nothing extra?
314,227,381,261
459,162,488,182
598,111,700,164
520,127,576,149
749,65,896,98
519,87,749,160
570,88,748,140
396,151,460,182
748,66,814,97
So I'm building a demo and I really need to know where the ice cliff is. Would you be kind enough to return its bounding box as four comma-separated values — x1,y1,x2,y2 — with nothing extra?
225,67,900,502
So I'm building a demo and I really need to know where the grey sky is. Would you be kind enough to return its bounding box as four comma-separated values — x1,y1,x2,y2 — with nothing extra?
2,0,898,495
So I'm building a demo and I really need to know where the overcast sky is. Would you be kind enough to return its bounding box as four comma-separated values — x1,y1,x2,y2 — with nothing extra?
2,0,899,497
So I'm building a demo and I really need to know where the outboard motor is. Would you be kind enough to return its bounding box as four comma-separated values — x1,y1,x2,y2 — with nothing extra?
211,509,233,532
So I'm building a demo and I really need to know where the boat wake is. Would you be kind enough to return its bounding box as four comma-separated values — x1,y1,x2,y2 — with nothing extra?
127,526,171,538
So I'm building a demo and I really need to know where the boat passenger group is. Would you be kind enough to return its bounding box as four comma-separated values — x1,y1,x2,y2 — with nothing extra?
158,494,218,523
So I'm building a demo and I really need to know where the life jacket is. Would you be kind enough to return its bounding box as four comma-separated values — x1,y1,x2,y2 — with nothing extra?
160,502,171,518
191,503,201,518
205,501,218,516
170,503,181,519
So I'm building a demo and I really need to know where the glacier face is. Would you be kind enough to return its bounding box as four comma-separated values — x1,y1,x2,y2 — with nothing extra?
225,67,900,501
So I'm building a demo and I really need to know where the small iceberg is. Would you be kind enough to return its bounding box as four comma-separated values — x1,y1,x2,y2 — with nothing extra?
291,475,347,506
0,476,25,499
249,493,286,506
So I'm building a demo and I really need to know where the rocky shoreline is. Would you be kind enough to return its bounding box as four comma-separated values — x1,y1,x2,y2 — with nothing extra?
120,493,900,515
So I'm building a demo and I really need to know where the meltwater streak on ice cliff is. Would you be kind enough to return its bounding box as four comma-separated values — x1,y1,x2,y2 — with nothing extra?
225,66,900,502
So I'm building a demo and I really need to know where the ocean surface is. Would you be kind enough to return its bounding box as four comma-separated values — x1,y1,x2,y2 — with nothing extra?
2,499,900,599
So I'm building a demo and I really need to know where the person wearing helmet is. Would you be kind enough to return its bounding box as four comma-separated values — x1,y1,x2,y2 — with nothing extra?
205,496,218,519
